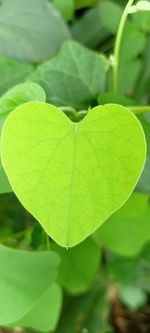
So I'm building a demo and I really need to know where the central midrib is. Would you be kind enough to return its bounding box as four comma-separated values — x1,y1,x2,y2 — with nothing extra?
66,125,78,247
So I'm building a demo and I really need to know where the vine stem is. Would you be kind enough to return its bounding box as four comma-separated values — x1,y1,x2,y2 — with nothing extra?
46,233,50,251
130,106,150,115
61,106,150,119
113,0,135,92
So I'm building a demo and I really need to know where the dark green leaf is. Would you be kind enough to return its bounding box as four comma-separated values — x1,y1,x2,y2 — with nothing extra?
52,238,101,294
56,287,109,333
28,41,107,110
72,1,122,48
98,92,135,106
75,0,99,9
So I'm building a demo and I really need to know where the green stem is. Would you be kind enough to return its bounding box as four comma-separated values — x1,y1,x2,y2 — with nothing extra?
113,0,135,92
46,233,50,251
129,106,150,115
59,106,76,116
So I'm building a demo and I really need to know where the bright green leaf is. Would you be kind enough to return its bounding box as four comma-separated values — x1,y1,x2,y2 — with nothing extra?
0,244,60,326
0,83,46,194
1,102,146,247
28,41,107,110
52,238,100,294
96,193,150,256
0,56,34,96
11,283,62,332
0,0,71,63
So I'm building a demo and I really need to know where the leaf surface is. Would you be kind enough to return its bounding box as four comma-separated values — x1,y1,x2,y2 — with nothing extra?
96,193,150,256
52,238,100,293
1,102,146,247
0,0,70,63
28,41,107,110
0,83,46,194
0,56,34,96
11,283,62,332
0,245,60,325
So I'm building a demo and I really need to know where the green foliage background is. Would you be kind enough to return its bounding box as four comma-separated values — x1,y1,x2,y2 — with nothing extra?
0,0,150,332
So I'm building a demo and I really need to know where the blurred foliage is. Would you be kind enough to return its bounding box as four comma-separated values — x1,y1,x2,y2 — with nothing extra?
0,0,150,332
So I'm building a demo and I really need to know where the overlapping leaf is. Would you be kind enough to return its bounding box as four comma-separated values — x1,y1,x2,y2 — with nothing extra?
0,245,60,326
28,41,107,110
0,82,46,193
96,193,150,256
52,238,100,294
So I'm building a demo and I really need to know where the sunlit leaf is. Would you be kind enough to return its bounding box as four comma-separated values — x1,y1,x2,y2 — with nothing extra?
1,102,146,247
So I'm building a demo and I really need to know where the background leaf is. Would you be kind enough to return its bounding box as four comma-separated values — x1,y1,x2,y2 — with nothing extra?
71,1,122,48
52,238,101,294
0,0,71,63
11,283,62,332
0,56,34,96
51,0,75,22
28,41,107,110
0,82,46,194
0,245,60,326
75,0,99,9
56,286,109,333
137,113,150,193
96,193,150,256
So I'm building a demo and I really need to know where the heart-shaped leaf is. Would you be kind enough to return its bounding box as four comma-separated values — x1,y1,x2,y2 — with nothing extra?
1,102,146,247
